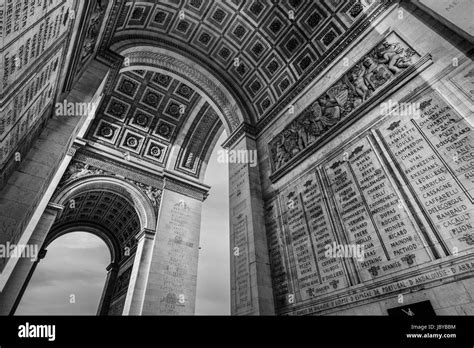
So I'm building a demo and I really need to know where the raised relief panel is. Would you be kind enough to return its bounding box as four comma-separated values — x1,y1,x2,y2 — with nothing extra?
375,88,474,255
268,31,425,178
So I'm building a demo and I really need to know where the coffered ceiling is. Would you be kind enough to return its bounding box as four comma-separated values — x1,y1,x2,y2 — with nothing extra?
105,0,386,122
53,190,141,256
86,69,202,166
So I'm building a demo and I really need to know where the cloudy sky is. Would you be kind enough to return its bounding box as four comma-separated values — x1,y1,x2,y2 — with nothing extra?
16,133,230,315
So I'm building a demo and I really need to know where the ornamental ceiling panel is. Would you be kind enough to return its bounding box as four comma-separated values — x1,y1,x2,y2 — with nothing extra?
53,190,141,253
105,0,387,122
86,69,201,166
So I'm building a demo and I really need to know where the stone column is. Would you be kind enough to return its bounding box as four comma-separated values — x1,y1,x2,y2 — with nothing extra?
0,59,109,291
122,228,156,315
140,175,208,315
97,262,119,316
226,130,275,315
0,203,63,315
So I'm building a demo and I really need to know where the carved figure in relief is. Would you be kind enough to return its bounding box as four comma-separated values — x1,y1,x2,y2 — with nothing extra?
269,34,418,172
295,118,309,150
316,92,342,128
363,56,393,90
59,162,110,188
135,182,161,207
346,63,371,106
301,116,317,143
273,138,290,169
68,163,93,181
308,109,326,137
282,128,299,156
375,41,412,74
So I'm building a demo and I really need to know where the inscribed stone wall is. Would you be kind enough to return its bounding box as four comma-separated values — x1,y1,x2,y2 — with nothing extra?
258,4,474,315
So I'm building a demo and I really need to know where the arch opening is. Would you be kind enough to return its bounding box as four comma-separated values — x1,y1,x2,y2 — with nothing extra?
15,231,111,315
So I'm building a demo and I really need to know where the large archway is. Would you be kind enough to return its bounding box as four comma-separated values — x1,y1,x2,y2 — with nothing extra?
15,231,111,315
2,173,157,316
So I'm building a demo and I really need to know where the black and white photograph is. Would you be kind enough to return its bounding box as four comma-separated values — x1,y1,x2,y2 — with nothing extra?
0,0,473,346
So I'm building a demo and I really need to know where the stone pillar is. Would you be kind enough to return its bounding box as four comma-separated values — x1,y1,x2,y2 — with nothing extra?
140,176,207,315
122,228,156,315
97,262,119,316
226,131,275,315
0,59,109,291
0,203,63,315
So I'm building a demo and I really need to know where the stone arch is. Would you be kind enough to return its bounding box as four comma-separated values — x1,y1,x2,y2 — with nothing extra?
44,222,119,264
52,175,157,232
112,63,228,180
109,41,252,130
8,174,159,316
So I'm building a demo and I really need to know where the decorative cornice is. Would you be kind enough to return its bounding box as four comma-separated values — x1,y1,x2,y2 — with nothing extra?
136,228,156,241
163,173,210,202
222,122,257,149
45,202,65,219
67,138,87,157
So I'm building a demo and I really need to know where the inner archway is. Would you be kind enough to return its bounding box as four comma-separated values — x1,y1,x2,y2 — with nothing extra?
15,232,110,315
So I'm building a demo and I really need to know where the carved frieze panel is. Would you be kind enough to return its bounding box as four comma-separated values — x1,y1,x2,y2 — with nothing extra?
268,31,423,175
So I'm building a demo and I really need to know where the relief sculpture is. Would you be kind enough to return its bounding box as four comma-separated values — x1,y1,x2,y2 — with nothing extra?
269,32,419,172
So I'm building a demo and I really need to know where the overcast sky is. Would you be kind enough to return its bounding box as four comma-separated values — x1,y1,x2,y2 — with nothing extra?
16,133,230,315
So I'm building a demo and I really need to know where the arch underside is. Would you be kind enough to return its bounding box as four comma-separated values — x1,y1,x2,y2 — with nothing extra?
41,174,158,315
100,0,389,124
87,0,390,181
